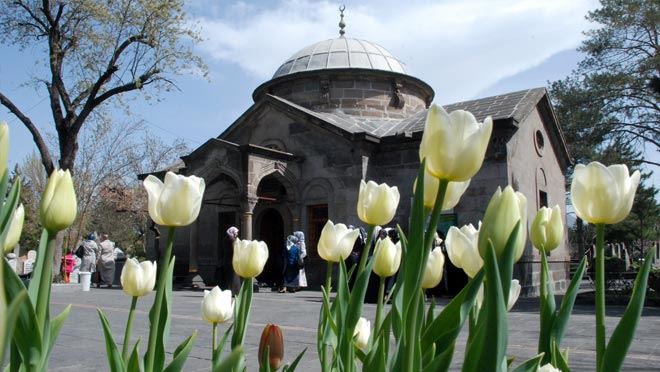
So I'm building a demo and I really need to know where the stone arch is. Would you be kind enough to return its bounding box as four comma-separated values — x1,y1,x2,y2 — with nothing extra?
252,161,299,203
302,177,334,204
536,167,548,208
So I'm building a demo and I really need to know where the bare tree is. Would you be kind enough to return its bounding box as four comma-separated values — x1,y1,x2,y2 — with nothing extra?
0,0,205,174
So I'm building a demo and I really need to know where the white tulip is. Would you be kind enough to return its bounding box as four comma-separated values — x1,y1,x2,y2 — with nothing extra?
353,317,371,351
478,186,528,262
571,162,640,225
317,220,360,263
233,238,269,278
446,223,483,278
372,237,402,278
415,169,471,210
421,247,445,289
530,206,563,252
143,172,205,227
419,104,492,182
201,286,234,324
475,279,521,311
357,180,400,226
120,258,157,297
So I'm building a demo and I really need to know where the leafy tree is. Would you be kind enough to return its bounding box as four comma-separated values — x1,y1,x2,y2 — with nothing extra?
0,0,205,174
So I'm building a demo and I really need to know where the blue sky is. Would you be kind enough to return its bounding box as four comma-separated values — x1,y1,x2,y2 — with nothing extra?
8,0,655,188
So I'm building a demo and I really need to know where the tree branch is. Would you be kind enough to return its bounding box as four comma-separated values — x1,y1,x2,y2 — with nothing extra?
0,92,54,174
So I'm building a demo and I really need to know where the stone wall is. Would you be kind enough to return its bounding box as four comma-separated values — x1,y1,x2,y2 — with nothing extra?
266,74,429,119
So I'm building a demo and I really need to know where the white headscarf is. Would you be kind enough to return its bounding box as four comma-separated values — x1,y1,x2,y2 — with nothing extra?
226,226,239,239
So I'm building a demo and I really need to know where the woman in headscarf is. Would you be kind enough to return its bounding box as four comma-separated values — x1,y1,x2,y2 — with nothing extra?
293,231,307,290
97,234,116,288
222,226,241,296
79,233,99,273
282,235,301,293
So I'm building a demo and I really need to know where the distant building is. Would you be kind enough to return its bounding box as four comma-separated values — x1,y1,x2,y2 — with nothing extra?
146,20,572,296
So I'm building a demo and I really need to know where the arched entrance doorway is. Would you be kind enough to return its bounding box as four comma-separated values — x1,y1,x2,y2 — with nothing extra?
257,208,285,286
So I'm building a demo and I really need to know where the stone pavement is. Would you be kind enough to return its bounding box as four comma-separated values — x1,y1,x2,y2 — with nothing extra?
47,284,660,371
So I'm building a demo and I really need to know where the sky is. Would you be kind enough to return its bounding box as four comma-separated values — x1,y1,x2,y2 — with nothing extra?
4,0,656,190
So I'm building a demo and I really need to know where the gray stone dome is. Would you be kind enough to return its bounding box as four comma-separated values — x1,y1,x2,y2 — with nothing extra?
272,37,407,78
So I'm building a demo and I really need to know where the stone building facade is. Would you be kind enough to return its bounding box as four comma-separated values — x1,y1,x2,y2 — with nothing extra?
149,35,572,296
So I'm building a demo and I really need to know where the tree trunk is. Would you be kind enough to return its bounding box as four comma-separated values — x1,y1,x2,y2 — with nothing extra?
53,231,65,281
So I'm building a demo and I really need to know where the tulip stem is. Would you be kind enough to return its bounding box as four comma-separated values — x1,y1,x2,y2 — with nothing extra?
595,223,606,372
424,179,449,253
375,276,386,333
122,296,138,361
357,225,376,281
145,226,176,372
212,322,217,353
325,261,333,294
33,229,55,333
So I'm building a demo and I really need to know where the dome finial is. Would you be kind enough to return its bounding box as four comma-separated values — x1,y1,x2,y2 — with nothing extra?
338,5,346,37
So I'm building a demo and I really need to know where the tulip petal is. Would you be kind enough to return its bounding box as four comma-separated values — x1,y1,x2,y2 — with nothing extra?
143,175,165,225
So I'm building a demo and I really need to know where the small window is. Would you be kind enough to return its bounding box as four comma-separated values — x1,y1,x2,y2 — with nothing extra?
534,130,545,156
539,190,548,208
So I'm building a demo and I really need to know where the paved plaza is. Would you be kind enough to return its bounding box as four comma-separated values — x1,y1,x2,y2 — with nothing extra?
47,284,660,371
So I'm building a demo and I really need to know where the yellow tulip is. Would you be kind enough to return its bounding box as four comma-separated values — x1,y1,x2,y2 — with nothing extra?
530,206,563,252
372,237,401,278
357,180,400,226
143,172,205,227
200,286,234,324
120,258,157,297
317,220,360,263
415,169,471,210
0,123,8,178
233,238,269,278
40,169,77,232
445,223,482,278
570,162,640,225
421,247,445,289
419,104,492,182
478,186,527,261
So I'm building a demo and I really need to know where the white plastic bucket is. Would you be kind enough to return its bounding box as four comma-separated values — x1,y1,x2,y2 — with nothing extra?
79,271,91,291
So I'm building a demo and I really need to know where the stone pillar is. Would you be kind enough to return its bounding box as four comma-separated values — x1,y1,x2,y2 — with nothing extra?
241,196,258,240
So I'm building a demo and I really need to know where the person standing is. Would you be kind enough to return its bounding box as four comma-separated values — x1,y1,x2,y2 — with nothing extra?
79,233,99,273
222,226,241,296
62,249,75,283
282,235,301,293
97,234,116,288
293,231,307,290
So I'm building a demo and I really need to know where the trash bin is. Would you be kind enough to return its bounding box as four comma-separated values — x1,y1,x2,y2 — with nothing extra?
113,257,126,286
79,271,91,291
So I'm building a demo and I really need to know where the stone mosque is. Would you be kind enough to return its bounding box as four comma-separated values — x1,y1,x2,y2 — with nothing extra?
148,10,572,296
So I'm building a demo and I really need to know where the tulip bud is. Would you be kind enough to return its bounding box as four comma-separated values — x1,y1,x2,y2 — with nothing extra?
446,223,483,278
200,286,234,324
143,172,205,227
415,169,471,210
530,206,563,252
421,247,445,289
357,180,400,226
372,237,402,278
40,169,77,232
232,238,269,278
0,123,9,178
538,363,561,372
478,186,527,262
570,162,640,225
419,105,492,182
317,220,360,263
258,324,284,369
353,317,371,351
2,204,24,254
475,279,521,312
120,258,157,297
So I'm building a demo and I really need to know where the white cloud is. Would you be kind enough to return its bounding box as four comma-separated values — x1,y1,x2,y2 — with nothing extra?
195,0,598,102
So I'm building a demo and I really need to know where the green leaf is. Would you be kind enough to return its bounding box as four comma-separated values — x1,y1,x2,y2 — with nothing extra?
462,243,507,372
550,341,570,372
98,309,126,372
1,290,27,366
0,170,10,204
163,331,197,372
0,178,20,233
3,257,42,369
511,353,544,372
259,346,272,372
498,222,521,301
601,248,654,370
421,270,484,350
126,340,142,372
213,324,234,370
148,255,175,372
27,229,49,306
538,254,556,363
213,347,244,372
282,348,307,372
231,277,253,350
552,257,587,346
47,305,72,356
